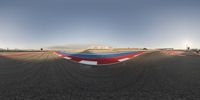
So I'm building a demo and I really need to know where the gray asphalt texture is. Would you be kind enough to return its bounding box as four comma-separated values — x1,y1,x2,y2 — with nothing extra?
0,51,200,100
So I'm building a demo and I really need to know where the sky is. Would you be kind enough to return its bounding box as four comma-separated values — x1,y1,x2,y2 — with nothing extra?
0,0,200,49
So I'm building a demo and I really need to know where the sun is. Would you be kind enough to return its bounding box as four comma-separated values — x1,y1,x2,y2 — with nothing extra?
184,41,192,48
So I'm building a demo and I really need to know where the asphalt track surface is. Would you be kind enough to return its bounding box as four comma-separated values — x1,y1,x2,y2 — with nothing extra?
0,51,200,100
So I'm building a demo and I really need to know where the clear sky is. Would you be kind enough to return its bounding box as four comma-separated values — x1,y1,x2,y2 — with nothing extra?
0,0,200,49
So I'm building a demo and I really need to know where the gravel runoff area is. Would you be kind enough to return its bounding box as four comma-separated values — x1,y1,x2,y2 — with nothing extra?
0,51,200,100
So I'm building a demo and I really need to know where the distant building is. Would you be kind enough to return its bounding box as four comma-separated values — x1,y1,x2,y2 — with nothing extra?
157,48,174,50
114,48,142,50
88,45,112,49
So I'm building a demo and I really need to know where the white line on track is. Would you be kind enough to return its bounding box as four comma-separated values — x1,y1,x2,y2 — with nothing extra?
64,56,71,59
118,58,130,62
58,54,62,57
79,60,97,65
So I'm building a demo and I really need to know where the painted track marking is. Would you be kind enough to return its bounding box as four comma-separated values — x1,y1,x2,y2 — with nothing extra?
54,51,144,65
79,60,97,65
64,57,71,59
118,58,130,62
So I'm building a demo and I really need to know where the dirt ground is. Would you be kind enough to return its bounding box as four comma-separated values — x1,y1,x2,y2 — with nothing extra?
0,51,200,100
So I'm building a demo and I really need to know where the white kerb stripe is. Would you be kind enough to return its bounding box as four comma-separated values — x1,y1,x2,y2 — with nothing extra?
79,60,97,65
118,58,130,62
64,57,71,59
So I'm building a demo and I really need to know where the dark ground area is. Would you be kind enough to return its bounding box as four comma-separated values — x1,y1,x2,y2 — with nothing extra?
0,51,200,100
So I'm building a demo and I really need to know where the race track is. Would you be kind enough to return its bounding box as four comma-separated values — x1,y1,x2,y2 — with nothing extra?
0,51,200,100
